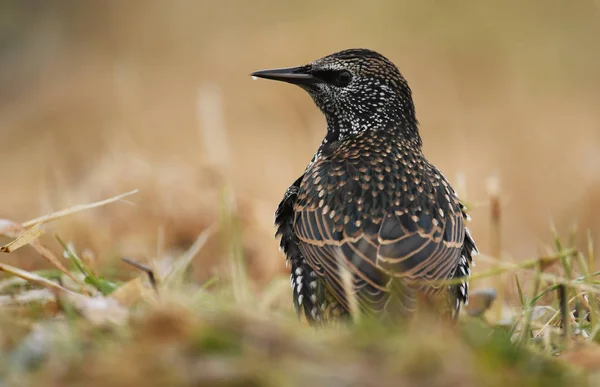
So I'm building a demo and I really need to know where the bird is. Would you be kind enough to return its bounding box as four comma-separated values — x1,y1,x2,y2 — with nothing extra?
251,48,477,324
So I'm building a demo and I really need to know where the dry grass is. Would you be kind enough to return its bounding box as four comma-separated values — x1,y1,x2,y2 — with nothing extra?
0,186,598,385
1,1,600,385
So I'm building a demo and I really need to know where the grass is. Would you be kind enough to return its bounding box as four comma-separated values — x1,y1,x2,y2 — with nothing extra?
0,190,599,386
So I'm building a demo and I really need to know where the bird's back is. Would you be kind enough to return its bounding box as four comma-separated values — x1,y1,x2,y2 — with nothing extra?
293,127,469,320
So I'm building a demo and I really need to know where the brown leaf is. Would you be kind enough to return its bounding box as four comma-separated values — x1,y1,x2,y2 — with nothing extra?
0,222,44,253
110,277,157,307
0,220,84,292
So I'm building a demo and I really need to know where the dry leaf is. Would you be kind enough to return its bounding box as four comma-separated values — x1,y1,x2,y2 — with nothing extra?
0,222,44,253
0,220,83,291
110,277,157,306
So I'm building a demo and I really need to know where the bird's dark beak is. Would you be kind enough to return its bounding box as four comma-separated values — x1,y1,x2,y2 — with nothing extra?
251,66,320,86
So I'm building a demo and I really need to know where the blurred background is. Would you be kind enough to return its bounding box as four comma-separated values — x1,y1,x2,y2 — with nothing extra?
0,1,599,297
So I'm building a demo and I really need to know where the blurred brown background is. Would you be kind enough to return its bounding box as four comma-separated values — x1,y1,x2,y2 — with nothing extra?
0,1,599,291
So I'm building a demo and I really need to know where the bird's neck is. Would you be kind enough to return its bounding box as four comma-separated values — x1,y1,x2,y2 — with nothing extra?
322,108,421,146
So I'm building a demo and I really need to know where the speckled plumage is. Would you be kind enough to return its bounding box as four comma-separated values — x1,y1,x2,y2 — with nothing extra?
253,49,477,324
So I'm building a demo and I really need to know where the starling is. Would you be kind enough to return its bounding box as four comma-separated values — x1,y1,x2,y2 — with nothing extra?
252,49,477,324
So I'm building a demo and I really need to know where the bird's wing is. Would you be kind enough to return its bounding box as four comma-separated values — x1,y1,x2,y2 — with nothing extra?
294,204,393,315
376,205,465,289
293,149,414,315
295,203,465,316
294,155,466,317
275,175,330,323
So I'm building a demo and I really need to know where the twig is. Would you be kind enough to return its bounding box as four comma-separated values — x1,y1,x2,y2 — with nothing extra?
558,284,570,348
122,257,159,298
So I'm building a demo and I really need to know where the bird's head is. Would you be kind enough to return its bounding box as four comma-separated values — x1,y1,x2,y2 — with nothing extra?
252,49,419,144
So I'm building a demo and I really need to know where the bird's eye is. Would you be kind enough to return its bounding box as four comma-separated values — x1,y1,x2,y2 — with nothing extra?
335,70,353,87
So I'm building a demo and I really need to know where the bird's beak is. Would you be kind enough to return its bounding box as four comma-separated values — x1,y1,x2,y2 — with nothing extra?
251,66,320,86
